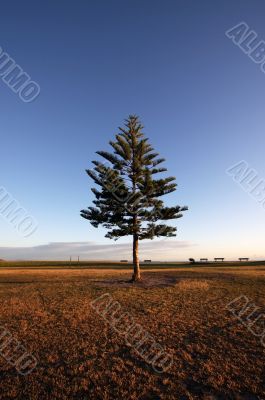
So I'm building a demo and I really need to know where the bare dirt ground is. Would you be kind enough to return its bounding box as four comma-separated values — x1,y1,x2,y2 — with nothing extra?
0,266,264,399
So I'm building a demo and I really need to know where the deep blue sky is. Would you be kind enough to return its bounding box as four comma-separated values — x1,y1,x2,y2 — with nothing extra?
1,0,265,260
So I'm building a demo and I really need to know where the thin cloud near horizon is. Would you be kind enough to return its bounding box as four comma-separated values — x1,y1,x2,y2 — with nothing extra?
0,240,195,261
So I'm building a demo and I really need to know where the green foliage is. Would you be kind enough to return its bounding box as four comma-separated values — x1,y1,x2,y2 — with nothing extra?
81,115,188,240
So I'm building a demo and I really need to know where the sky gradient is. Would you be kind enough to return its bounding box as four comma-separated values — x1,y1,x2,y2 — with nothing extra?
1,0,265,261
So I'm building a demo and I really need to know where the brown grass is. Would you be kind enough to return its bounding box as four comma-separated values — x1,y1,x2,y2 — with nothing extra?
176,279,210,291
0,265,264,399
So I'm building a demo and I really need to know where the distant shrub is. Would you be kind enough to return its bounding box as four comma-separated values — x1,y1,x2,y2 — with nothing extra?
189,258,195,264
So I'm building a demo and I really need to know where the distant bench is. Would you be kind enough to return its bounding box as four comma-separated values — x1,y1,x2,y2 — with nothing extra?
144,260,152,263
120,260,128,262
214,258,225,262
238,258,249,262
200,258,208,262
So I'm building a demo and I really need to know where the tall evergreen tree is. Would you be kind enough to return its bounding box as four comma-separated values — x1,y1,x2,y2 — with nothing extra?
81,115,188,281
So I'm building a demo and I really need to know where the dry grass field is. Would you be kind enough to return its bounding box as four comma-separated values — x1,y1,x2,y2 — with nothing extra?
0,263,264,399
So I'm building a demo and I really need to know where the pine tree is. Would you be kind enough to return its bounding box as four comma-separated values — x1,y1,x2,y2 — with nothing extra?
81,115,188,281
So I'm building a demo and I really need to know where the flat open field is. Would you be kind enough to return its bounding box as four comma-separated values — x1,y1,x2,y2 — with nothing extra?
0,263,264,399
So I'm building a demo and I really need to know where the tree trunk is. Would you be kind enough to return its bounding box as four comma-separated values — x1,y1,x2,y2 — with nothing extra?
132,234,141,281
